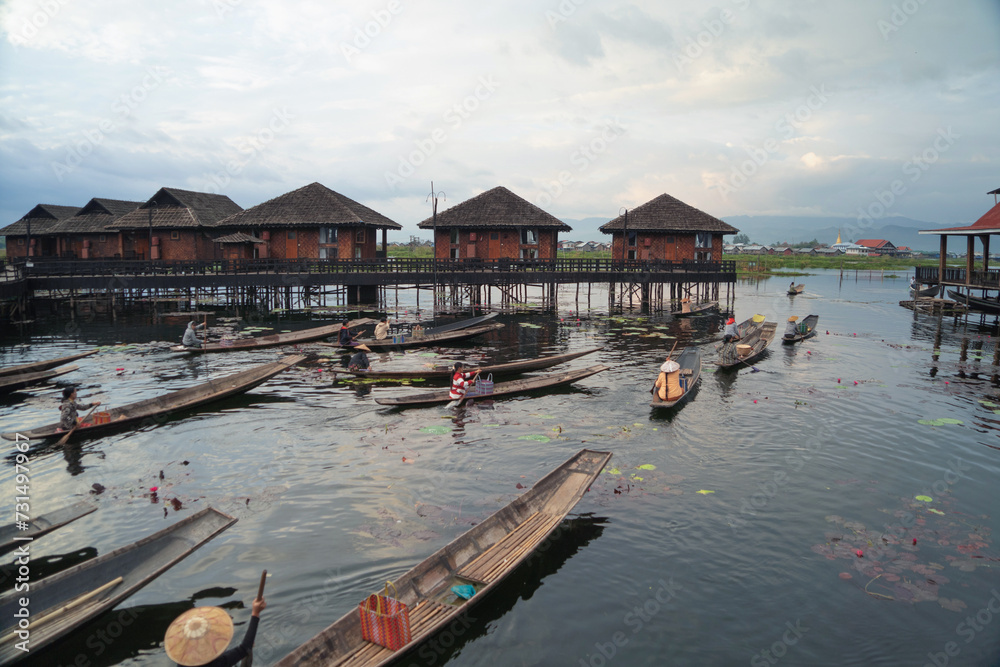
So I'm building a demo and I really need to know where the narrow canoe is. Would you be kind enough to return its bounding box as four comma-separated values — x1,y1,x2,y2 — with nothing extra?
276,448,612,667
373,364,609,407
948,289,1000,315
0,507,237,665
170,318,376,353
326,322,505,352
333,347,603,380
782,314,819,344
670,301,718,318
787,284,805,295
1,354,305,441
0,365,79,395
910,285,939,298
650,347,702,409
717,320,777,369
0,500,97,556
422,312,498,336
0,350,96,379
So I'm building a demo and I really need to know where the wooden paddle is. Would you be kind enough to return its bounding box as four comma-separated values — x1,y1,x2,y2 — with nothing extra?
57,404,99,446
240,570,268,667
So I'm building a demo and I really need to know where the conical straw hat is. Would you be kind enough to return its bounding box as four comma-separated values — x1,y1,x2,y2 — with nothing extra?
355,344,371,352
164,607,234,666
787,316,798,322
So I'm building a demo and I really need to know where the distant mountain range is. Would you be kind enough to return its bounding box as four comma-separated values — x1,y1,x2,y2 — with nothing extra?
560,215,962,252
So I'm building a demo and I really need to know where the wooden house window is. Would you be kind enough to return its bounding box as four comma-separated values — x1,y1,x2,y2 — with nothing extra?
287,230,296,240
627,231,637,246
17,238,24,246
491,232,499,240
99,235,107,243
450,247,460,259
696,233,711,248
450,229,459,244
520,248,538,259
319,227,337,244
521,229,537,245
356,229,365,243
171,231,180,240
666,236,674,243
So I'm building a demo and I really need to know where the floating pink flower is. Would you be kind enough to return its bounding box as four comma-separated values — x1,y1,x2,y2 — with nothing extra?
150,486,159,493
855,549,863,558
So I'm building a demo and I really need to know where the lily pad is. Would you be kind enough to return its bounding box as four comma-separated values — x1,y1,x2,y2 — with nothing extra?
915,495,933,502
605,467,622,476
937,418,963,425
420,426,451,435
637,464,656,470
517,434,551,442
696,489,715,495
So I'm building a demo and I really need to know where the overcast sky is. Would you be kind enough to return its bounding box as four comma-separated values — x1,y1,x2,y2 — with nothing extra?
1,0,998,239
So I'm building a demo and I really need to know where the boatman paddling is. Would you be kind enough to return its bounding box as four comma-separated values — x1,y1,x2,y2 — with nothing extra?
182,321,206,349
164,596,266,667
447,361,480,408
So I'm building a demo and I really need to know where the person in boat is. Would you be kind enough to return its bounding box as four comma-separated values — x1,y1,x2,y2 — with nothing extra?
338,321,359,347
59,386,100,431
374,317,390,341
723,317,740,343
182,321,206,348
164,597,266,667
785,315,799,338
653,358,683,402
348,344,371,371
790,281,795,292
446,361,480,408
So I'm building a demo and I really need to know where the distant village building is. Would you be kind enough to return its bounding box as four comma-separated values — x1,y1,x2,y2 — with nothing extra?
599,193,737,261
2,204,80,259
855,239,898,256
108,188,242,261
213,182,401,260
417,186,571,260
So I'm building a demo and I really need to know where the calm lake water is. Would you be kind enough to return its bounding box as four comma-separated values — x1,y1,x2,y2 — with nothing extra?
2,269,999,667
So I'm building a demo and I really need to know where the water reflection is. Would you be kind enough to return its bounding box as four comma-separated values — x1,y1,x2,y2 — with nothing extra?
0,548,98,593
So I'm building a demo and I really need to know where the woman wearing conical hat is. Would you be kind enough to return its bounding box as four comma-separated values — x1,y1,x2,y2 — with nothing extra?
164,597,266,666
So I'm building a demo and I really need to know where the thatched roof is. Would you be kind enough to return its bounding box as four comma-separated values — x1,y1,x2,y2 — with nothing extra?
214,182,402,230
416,186,571,231
50,198,143,234
599,194,738,235
110,188,242,230
1,204,81,236
214,232,266,244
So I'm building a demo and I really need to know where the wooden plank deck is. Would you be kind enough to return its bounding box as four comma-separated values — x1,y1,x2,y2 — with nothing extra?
457,512,563,584
339,599,453,667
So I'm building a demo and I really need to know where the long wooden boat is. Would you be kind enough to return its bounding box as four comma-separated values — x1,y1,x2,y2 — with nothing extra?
0,365,79,394
276,448,611,667
170,318,376,353
1,355,305,441
717,319,776,369
0,501,97,557
423,312,498,336
948,289,1000,315
787,284,805,295
650,347,701,409
670,301,718,318
374,364,609,407
910,284,939,298
0,350,96,379
0,507,237,664
326,322,505,352
782,314,819,344
333,347,603,381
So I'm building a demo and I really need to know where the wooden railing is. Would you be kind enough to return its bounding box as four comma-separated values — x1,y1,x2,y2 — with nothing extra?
915,266,1000,289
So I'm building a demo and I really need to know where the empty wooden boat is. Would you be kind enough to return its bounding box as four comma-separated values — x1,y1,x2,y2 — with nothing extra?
374,364,608,407
0,365,80,395
0,507,236,665
170,318,376,353
422,312,498,335
333,347,602,381
787,284,805,295
717,319,777,369
1,355,305,442
650,347,701,409
276,448,612,667
327,322,505,352
670,301,718,318
948,289,1000,315
0,500,97,557
910,284,939,298
782,314,819,344
0,350,96,379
